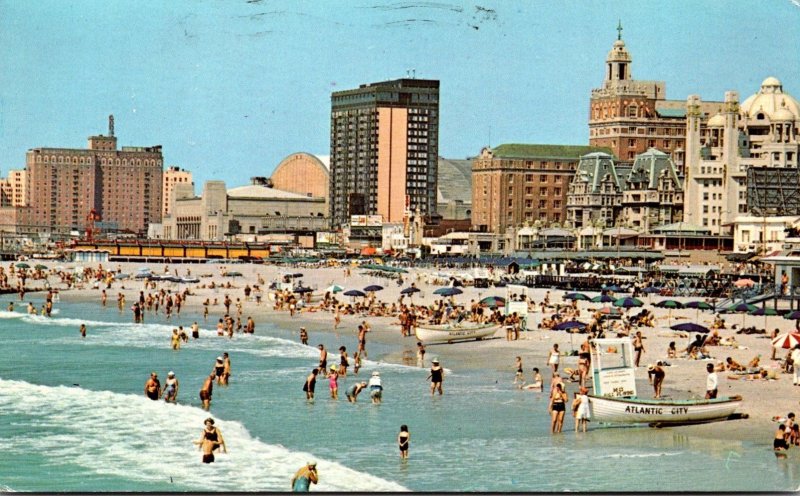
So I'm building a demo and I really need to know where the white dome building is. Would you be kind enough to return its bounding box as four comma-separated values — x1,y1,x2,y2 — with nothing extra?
683,77,800,247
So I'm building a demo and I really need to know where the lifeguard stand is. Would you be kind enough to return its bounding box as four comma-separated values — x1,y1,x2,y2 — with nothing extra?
590,337,637,397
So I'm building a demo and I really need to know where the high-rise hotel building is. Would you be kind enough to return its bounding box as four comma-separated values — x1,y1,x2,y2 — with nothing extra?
330,78,439,228
25,116,163,235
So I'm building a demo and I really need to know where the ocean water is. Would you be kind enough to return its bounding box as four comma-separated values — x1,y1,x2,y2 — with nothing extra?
0,296,798,492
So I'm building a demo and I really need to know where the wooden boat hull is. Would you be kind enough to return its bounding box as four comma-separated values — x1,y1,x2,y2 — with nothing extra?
587,395,742,424
415,324,501,344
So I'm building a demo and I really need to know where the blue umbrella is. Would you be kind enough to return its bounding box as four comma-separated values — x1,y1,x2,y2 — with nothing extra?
685,301,713,310
642,286,662,294
603,284,624,292
591,294,615,303
433,287,463,297
294,287,313,294
364,285,384,292
401,287,421,295
553,321,587,331
783,310,800,320
670,322,710,333
343,290,366,298
654,300,684,309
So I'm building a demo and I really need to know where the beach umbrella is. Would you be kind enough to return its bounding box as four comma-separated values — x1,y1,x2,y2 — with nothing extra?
654,299,684,327
726,303,757,313
292,273,304,278
783,310,800,321
137,267,151,273
597,306,622,316
34,264,48,271
326,284,344,294
400,287,421,295
726,303,757,327
343,289,366,298
685,300,714,320
553,320,587,331
364,285,384,292
670,322,711,333
433,287,463,297
642,286,662,294
15,263,29,269
685,301,713,310
603,284,624,292
751,306,779,330
479,296,506,309
553,320,587,350
654,300,684,309
114,273,130,280
771,332,800,349
226,271,243,277
613,297,644,308
293,286,313,294
734,278,755,288
591,294,615,303
564,292,590,301
749,307,779,316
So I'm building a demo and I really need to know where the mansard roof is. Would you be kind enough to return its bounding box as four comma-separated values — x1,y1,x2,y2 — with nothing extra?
625,148,682,191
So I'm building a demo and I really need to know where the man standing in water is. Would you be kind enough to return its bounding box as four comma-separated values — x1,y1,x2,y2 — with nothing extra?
303,368,318,401
291,461,318,492
144,372,161,400
222,352,231,385
318,344,328,372
200,372,215,410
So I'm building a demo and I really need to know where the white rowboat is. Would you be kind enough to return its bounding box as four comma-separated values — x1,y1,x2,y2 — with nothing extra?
415,323,501,344
587,394,742,425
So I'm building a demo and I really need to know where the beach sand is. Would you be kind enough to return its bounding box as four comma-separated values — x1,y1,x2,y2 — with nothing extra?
29,260,800,444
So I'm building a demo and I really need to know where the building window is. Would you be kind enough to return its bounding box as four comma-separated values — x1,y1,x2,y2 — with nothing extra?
628,139,636,147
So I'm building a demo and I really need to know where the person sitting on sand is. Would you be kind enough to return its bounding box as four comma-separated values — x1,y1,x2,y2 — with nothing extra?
748,355,761,369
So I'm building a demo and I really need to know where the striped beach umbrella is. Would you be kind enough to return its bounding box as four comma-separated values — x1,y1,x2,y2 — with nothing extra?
771,332,800,349
591,294,615,304
564,292,590,301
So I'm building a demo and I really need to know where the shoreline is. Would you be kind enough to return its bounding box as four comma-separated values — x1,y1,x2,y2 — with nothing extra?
33,261,800,447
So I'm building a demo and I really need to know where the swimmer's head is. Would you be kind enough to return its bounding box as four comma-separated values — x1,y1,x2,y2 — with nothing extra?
168,371,175,377
204,418,214,426
372,371,380,376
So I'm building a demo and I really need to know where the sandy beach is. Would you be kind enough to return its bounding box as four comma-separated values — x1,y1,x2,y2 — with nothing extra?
25,259,800,445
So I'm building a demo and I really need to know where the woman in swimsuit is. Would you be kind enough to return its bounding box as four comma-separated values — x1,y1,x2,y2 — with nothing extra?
328,366,339,400
214,357,225,384
338,346,349,377
162,371,179,403
428,360,444,396
549,382,567,434
194,418,227,463
398,425,410,459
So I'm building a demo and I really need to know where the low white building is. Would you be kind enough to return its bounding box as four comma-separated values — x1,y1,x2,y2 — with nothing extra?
429,231,471,256
733,215,799,254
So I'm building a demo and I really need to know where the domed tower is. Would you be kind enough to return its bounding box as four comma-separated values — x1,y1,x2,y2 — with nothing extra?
606,21,632,83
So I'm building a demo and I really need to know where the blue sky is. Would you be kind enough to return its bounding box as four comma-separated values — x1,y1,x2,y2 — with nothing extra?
0,0,798,189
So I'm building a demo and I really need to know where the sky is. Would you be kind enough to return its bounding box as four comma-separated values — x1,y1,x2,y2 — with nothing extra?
0,0,799,189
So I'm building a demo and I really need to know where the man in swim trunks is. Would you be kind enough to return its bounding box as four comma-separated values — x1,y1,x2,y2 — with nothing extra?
318,344,327,372
774,424,789,451
291,461,318,492
345,381,367,403
200,372,215,410
303,368,318,401
144,372,161,400
222,353,231,385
